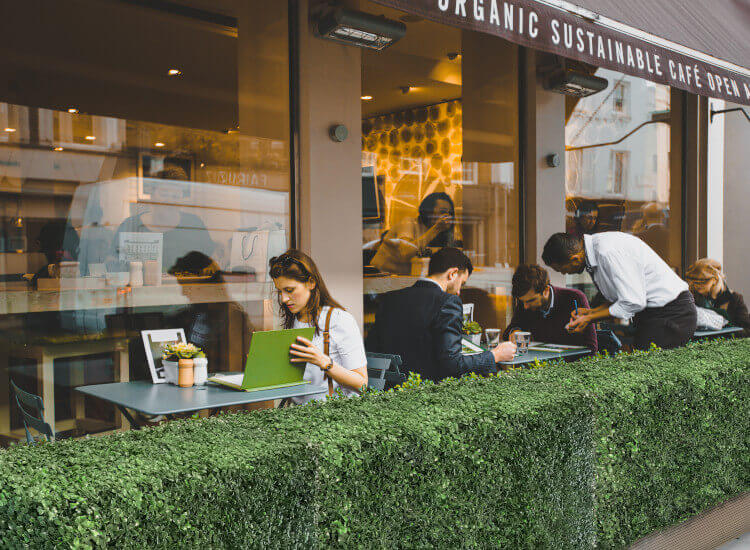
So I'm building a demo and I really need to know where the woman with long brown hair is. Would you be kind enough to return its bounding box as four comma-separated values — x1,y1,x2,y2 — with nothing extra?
269,249,368,403
686,258,749,337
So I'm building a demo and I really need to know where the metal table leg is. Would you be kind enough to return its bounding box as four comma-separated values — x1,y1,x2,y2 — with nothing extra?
116,405,141,429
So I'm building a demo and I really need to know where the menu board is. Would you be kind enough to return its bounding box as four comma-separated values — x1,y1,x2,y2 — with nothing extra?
119,232,163,273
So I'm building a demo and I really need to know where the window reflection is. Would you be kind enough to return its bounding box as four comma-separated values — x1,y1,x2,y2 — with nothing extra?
565,69,677,299
360,7,520,339
0,0,290,445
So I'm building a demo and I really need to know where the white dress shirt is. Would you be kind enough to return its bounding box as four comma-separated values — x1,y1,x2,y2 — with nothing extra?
584,232,688,321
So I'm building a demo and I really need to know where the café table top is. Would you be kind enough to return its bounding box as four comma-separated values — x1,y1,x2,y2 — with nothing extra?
76,379,327,416
496,347,590,366
693,326,744,339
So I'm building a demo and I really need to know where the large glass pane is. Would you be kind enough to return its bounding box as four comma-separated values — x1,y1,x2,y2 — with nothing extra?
360,4,520,338
0,0,290,445
565,69,677,298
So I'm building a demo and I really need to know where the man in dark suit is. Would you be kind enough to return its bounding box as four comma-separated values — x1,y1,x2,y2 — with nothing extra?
366,248,516,382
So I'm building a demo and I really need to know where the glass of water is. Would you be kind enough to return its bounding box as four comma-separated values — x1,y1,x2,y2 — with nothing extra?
484,328,501,348
512,331,531,355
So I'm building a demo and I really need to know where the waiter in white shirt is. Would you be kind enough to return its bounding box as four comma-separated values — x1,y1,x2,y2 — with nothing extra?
541,231,697,350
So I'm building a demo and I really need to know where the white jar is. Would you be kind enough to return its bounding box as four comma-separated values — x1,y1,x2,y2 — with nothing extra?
193,357,208,386
129,261,143,287
163,360,179,384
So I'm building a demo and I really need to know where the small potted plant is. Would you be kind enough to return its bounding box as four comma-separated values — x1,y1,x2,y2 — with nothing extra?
462,320,483,345
162,342,202,387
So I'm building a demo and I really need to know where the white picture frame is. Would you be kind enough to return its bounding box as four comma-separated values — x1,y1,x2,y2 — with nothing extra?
463,303,474,323
142,329,186,384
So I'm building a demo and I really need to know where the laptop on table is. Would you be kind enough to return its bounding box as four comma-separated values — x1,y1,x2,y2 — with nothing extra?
208,328,315,391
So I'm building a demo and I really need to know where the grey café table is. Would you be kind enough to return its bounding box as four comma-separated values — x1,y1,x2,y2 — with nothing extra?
77,379,327,429
496,347,590,367
693,326,744,339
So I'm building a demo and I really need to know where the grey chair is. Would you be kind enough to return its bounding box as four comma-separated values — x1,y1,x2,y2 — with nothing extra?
10,380,55,443
366,352,406,391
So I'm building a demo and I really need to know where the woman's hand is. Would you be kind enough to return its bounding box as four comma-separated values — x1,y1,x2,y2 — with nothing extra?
290,337,330,369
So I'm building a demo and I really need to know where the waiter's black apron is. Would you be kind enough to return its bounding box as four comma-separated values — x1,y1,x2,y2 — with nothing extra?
632,291,697,350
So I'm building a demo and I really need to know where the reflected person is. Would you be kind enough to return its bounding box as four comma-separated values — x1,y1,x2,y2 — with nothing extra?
371,192,460,275
686,258,749,337
114,167,215,273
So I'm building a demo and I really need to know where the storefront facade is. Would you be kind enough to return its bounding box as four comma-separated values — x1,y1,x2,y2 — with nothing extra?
0,0,747,444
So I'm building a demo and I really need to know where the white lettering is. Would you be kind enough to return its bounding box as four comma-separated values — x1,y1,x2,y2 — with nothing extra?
529,11,538,37
504,3,514,30
586,31,595,55
576,28,585,52
615,41,624,64
490,0,500,25
654,54,662,76
645,51,654,74
551,19,560,44
636,48,645,70
597,36,606,59
669,59,677,80
706,72,716,91
626,45,635,67
564,23,573,49
724,76,733,95
731,79,740,97
685,64,692,86
438,0,450,11
678,63,686,83
474,0,485,21
694,65,701,88
715,74,724,93
455,0,467,17
744,82,750,100
519,6,524,34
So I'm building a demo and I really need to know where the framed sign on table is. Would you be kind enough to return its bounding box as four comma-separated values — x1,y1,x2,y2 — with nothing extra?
141,328,186,383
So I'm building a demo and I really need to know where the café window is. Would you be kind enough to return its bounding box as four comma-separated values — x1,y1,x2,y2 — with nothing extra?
360,2,520,340
0,0,291,445
565,69,680,298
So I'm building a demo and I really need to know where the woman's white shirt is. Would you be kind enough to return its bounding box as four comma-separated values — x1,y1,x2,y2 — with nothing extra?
291,307,367,404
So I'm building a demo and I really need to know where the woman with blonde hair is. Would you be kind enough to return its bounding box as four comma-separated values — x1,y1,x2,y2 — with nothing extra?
269,250,368,403
686,258,749,337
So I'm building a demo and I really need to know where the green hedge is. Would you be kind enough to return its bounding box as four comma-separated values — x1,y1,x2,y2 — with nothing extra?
0,339,748,549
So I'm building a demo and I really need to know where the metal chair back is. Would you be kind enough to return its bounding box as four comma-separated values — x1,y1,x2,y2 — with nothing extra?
10,380,54,443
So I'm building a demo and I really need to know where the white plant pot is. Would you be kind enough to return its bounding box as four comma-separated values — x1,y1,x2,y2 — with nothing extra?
193,358,208,386
163,360,178,385
468,333,482,345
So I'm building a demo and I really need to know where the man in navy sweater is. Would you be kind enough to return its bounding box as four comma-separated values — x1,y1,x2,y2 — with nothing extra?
502,264,598,352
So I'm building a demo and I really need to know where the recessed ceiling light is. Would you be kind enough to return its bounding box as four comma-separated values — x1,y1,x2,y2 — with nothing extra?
54,147,64,151
361,95,373,100
68,108,79,113
154,142,165,147
85,135,96,140
4,127,16,132
168,69,182,76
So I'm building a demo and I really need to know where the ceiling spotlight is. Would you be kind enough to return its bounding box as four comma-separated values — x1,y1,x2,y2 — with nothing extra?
154,142,165,147
316,8,405,50
68,108,79,113
4,127,16,132
54,147,64,151
168,69,182,76
361,95,373,101
85,135,96,141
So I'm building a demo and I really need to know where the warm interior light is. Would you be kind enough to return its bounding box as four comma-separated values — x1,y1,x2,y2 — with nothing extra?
54,147,64,151
85,135,96,140
168,69,182,76
4,127,16,132
68,108,78,113
361,95,373,100
154,142,165,147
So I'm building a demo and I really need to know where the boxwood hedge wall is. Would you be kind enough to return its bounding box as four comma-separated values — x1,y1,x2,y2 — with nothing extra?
0,339,747,549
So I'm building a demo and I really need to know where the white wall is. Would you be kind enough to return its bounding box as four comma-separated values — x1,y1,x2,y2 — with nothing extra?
723,101,750,296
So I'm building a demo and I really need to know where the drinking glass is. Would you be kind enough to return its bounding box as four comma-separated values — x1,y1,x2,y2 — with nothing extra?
484,328,501,348
512,331,531,355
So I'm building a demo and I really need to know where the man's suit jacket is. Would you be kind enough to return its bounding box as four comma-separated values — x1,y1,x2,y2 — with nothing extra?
366,280,496,382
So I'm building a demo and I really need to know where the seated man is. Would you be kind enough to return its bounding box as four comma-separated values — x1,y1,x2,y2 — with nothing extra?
366,247,516,382
502,265,598,352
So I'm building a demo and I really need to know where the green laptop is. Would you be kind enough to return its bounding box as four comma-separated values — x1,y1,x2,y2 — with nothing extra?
208,328,315,391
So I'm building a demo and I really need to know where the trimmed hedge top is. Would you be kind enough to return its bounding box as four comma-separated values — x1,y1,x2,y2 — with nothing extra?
1,339,748,549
